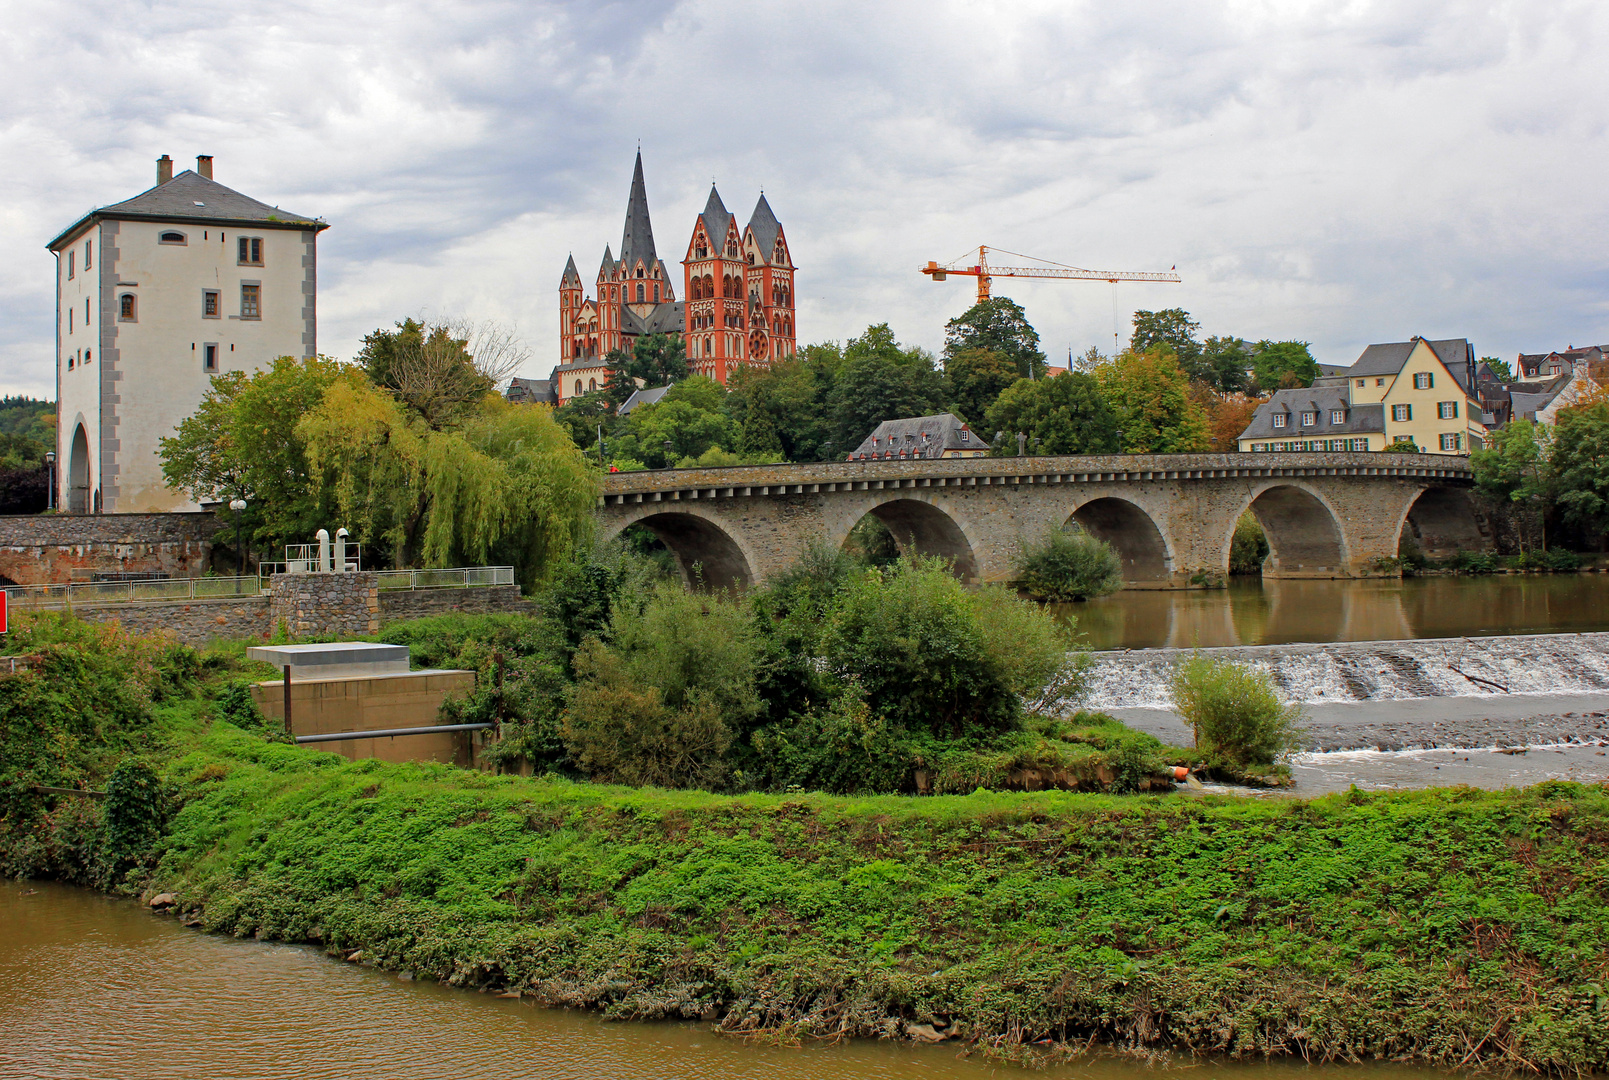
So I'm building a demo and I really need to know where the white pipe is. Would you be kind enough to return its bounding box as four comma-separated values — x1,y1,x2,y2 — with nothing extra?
316,529,330,574
334,528,348,573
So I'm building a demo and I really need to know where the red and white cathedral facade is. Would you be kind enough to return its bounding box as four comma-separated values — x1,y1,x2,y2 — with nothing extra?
550,153,796,405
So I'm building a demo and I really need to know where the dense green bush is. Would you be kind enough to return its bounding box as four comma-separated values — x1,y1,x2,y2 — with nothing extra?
1014,526,1123,600
1169,653,1301,772
1229,512,1269,575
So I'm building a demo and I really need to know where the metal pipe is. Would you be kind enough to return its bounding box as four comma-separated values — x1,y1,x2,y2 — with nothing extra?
334,528,348,573
316,528,331,573
283,666,293,736
294,723,493,744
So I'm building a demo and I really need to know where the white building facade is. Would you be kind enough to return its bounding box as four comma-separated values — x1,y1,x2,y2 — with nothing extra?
47,155,326,513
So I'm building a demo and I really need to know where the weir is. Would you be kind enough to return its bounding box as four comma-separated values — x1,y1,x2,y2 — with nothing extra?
1086,631,1609,709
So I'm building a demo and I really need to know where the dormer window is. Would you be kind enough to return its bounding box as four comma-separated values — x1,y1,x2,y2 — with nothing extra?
1331,408,1346,424
1272,413,1287,428
160,231,187,245
1300,411,1316,426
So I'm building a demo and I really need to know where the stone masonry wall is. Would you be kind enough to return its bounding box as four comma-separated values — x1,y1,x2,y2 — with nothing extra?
68,596,270,644
0,511,222,586
379,585,533,621
268,572,381,639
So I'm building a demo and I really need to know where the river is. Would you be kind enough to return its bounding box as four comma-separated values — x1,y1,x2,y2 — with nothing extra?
1069,574,1609,650
1,882,1452,1080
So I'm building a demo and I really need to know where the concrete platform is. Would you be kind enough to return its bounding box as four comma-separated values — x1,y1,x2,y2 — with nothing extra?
247,642,410,680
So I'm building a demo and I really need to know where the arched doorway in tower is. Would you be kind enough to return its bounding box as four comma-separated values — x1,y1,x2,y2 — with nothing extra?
842,500,979,581
1067,498,1171,582
68,424,90,514
620,513,753,592
1245,485,1345,577
1399,487,1490,561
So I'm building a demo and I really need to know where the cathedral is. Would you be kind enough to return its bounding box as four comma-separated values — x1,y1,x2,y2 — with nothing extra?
550,153,796,405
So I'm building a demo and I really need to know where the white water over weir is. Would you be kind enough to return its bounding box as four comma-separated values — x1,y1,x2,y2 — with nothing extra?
1085,632,1609,710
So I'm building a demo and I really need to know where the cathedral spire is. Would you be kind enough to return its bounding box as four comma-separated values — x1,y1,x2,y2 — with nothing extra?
619,150,658,271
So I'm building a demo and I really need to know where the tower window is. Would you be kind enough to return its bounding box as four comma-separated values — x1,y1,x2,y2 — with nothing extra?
240,284,260,319
636,283,645,303
237,237,263,265
68,251,75,279
85,239,92,268
203,290,220,318
118,293,137,321
203,343,219,372
574,380,583,395
84,349,92,364
160,231,187,245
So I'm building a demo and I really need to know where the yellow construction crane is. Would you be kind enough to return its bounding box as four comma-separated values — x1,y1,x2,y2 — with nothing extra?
920,245,1181,306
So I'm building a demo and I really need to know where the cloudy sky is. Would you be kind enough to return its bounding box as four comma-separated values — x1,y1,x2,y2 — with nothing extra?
2,0,1606,398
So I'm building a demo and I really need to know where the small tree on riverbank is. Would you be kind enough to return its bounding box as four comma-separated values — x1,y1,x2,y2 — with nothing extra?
1014,527,1123,601
1169,653,1301,773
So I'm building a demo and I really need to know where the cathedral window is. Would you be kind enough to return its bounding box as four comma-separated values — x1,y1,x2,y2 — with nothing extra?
636,283,645,303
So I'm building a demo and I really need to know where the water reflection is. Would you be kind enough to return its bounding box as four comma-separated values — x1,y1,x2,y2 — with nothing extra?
1066,575,1609,651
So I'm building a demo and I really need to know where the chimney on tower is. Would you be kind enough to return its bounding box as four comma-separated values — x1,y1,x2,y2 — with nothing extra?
196,155,213,180
157,155,173,185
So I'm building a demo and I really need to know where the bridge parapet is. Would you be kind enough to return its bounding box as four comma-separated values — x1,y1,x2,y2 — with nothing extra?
595,453,1480,591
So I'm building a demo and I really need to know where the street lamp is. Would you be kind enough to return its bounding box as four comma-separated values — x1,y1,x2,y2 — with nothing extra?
44,451,55,512
663,439,673,468
229,498,248,576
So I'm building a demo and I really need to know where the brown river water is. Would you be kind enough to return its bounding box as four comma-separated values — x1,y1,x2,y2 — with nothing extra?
1071,574,1609,651
1,882,1447,1080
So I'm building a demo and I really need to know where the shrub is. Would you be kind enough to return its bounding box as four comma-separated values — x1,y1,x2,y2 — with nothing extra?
1169,653,1301,769
822,557,1080,738
1229,512,1269,575
214,680,268,732
1014,526,1123,601
101,758,168,885
1544,548,1582,572
1447,549,1498,574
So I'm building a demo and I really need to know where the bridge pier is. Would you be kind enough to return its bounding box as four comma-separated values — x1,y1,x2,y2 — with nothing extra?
595,454,1482,591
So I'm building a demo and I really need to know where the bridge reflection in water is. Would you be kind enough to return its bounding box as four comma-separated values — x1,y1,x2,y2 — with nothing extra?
1069,575,1609,651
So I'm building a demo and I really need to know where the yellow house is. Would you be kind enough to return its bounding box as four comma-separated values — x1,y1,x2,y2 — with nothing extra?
1238,337,1485,455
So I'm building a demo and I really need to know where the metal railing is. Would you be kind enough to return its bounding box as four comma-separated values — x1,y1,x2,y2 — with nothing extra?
3,575,263,610
376,567,516,590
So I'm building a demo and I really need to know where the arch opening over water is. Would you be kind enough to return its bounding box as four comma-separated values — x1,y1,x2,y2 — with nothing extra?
1068,498,1171,581
1247,485,1345,576
1400,487,1490,561
852,499,979,581
622,513,753,592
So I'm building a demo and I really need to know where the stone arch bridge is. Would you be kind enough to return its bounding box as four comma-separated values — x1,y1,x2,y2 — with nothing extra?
596,452,1483,591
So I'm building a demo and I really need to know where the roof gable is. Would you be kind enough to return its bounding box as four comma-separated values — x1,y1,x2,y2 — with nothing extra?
49,169,322,250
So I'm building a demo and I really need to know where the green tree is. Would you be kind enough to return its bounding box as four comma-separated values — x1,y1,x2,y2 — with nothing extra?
614,376,739,467
982,371,1120,455
945,347,1020,426
827,325,948,455
552,391,617,453
725,348,840,462
628,333,689,387
1251,340,1319,391
159,356,345,555
1482,356,1514,382
1472,419,1552,553
1131,309,1202,381
1094,347,1210,453
944,297,1047,379
357,318,493,430
1550,402,1609,541
1200,336,1252,394
602,348,637,409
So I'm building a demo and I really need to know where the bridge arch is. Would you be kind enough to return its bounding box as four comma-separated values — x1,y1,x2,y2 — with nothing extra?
601,508,756,591
836,497,980,581
1067,497,1172,581
1237,482,1347,577
1396,486,1490,560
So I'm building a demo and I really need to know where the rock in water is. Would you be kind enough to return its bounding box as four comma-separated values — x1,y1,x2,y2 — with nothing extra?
148,893,176,909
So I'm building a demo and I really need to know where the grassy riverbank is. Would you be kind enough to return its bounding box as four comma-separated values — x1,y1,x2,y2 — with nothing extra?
3,615,1608,1071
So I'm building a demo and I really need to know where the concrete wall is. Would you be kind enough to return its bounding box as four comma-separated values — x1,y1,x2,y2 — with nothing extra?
250,669,477,765
0,511,222,585
596,452,1482,589
269,571,380,639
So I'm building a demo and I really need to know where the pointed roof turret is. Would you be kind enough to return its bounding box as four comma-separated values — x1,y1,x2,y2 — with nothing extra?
747,194,782,263
560,253,581,287
618,151,658,270
699,185,732,251
597,244,616,281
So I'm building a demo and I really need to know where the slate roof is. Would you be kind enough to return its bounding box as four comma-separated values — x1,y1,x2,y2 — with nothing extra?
746,194,782,264
1509,373,1576,421
621,302,686,336
559,254,581,287
1348,337,1475,393
699,186,732,249
618,384,672,416
618,151,659,272
1237,386,1384,442
597,244,616,281
48,169,324,250
849,414,987,459
505,377,557,405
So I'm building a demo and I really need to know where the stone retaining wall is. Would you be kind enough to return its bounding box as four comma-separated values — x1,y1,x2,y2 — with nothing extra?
379,585,532,621
0,512,222,585
269,572,381,639
66,595,271,644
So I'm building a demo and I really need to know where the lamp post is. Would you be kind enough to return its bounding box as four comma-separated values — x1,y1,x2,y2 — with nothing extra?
663,439,673,468
44,451,55,512
229,498,248,576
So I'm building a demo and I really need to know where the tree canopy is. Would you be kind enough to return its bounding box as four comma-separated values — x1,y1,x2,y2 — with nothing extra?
1250,340,1319,391
944,298,1047,379
983,372,1120,455
827,325,948,455
944,347,1020,427
1093,347,1210,453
